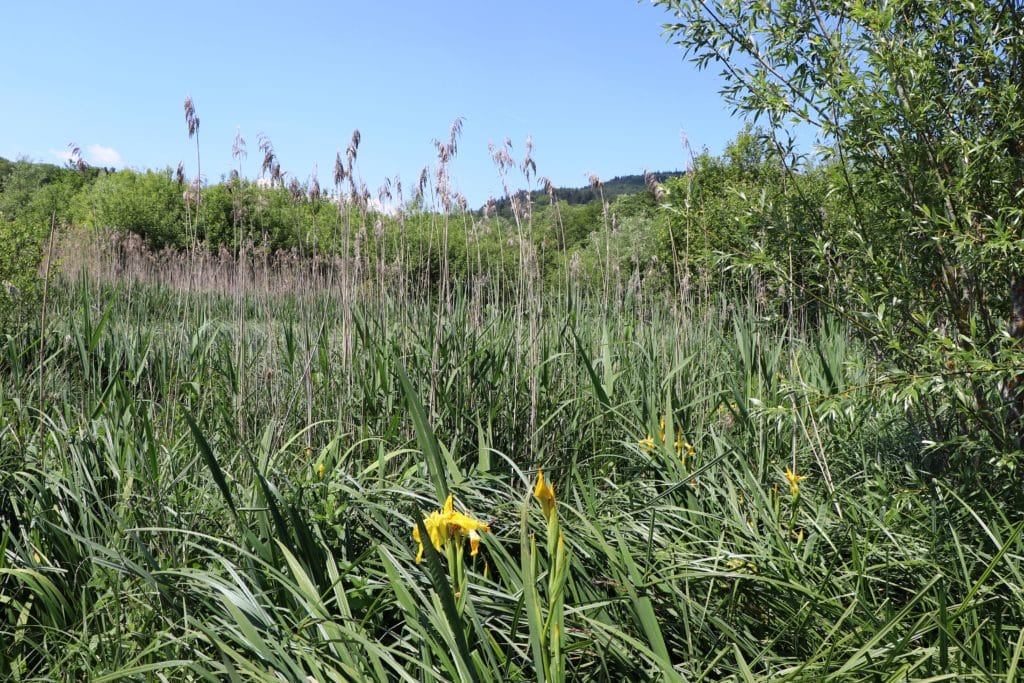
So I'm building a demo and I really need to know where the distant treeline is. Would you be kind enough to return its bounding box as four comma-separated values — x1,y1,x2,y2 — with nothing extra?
486,171,685,218
0,126,859,311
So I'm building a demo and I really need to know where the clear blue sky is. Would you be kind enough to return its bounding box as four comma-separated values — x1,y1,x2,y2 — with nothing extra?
2,1,745,207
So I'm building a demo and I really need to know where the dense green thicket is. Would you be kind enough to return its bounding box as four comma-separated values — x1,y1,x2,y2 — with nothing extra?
0,137,801,308
657,0,1024,468
0,126,843,304
0,160,95,317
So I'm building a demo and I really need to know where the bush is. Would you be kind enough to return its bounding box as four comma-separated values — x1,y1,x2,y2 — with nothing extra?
656,0,1024,468
73,169,186,248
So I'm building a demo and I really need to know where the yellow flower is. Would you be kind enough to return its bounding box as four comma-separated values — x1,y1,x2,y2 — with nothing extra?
412,494,491,564
533,469,556,519
784,467,807,496
316,462,326,479
725,558,758,573
447,508,490,536
412,508,445,564
639,417,667,453
640,417,694,461
469,529,482,557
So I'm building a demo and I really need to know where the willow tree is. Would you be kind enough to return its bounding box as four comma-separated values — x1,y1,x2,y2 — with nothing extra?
654,1,1024,458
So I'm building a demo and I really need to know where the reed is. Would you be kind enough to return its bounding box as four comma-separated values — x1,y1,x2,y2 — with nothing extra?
3,108,1021,682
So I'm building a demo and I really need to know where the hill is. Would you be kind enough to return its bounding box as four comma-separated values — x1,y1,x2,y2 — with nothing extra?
486,171,684,216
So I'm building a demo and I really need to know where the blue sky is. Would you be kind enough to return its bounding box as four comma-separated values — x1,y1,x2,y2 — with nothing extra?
3,1,745,206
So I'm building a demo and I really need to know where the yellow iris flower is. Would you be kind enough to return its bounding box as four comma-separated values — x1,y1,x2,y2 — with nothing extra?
412,494,490,564
639,417,696,462
533,468,556,520
784,467,807,496
725,557,758,573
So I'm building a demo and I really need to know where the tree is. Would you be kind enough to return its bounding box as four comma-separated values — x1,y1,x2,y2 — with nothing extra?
654,0,1024,461
0,159,93,323
73,169,186,248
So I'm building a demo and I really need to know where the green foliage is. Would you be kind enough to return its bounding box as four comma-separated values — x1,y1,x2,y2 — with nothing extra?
553,200,603,250
569,212,667,294
489,171,683,218
0,160,87,325
4,5,1024,676
661,127,780,268
0,217,48,325
2,277,1022,679
0,159,66,221
0,154,693,307
0,156,13,186
73,169,186,248
656,0,1024,463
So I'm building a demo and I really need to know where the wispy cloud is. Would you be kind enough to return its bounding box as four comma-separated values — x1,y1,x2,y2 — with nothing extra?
49,144,124,168
49,148,74,163
87,144,123,167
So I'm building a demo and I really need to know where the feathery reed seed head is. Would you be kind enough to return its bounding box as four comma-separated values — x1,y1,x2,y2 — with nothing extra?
67,143,89,173
184,95,200,138
232,129,247,160
334,151,346,186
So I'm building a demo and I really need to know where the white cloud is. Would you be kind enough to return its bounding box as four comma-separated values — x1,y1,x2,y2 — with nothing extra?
49,148,75,163
366,197,400,216
87,144,123,167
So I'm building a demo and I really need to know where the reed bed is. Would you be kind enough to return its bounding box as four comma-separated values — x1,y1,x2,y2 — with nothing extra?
2,101,1021,680
3,231,1022,681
